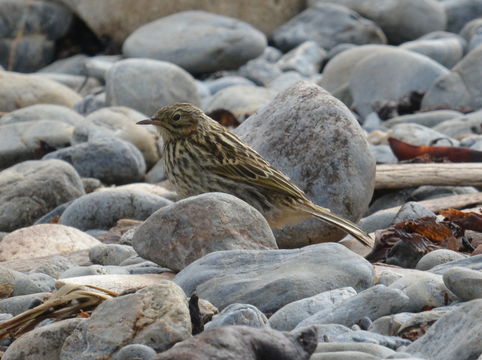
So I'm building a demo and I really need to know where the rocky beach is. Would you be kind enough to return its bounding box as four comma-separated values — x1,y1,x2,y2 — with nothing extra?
0,0,481,359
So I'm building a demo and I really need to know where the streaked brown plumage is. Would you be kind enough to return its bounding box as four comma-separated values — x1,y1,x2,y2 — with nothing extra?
137,103,372,247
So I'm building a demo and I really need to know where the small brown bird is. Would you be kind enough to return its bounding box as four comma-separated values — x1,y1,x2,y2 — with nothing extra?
138,103,372,247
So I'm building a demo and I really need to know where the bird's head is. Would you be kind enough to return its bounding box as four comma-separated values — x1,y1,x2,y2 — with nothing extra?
137,103,207,141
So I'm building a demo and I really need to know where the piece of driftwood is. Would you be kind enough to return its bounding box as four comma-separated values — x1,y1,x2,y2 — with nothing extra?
376,163,482,189
378,193,482,214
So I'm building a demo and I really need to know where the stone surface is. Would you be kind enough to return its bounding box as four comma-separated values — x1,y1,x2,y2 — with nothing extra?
203,85,277,122
460,17,482,52
204,76,256,95
296,285,409,329
60,282,191,358
432,110,482,138
2,318,83,360
313,343,396,358
113,344,157,360
443,266,482,301
269,287,357,331
400,32,466,68
89,244,138,266
272,3,385,52
83,106,160,168
59,189,172,231
443,0,482,33
105,58,200,116
175,243,374,313
405,299,482,360
44,136,146,184
416,249,467,271
57,0,306,45
349,48,449,118
0,267,56,297
153,325,317,360
0,159,84,232
133,193,277,271
0,224,100,261
388,272,456,312
0,71,82,112
234,81,375,247
123,10,266,74
430,254,482,275
276,41,326,77
383,110,462,128
422,45,482,112
388,123,458,147
204,303,269,329
310,0,447,44
0,104,84,127
0,292,50,316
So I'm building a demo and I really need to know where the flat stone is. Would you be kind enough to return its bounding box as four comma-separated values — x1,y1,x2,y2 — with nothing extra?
443,266,482,301
123,10,266,74
0,224,100,261
175,243,374,313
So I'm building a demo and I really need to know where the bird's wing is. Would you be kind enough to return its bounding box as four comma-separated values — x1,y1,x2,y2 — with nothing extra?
205,130,309,201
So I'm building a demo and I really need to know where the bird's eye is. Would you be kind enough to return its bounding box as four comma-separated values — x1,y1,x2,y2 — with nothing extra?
172,114,181,121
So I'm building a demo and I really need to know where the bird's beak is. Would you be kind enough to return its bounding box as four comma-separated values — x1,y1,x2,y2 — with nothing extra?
137,119,162,125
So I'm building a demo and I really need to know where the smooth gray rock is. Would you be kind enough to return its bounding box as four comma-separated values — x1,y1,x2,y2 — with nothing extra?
44,136,146,184
416,249,467,271
349,48,449,118
59,189,171,231
113,344,157,360
31,255,76,278
405,299,482,360
205,303,269,329
83,106,160,168
0,292,50,316
272,3,386,52
268,71,306,93
59,264,129,279
0,159,84,232
105,58,200,116
443,0,482,33
276,41,326,76
460,18,482,52
234,81,375,247
443,266,482,301
60,282,191,358
12,272,56,296
84,55,122,81
430,254,482,275
369,144,398,164
411,185,478,202
0,120,74,169
313,343,396,358
432,110,482,138
37,54,89,76
2,318,83,360
175,243,374,313
238,57,283,86
310,0,446,44
388,272,456,312
296,285,409,329
89,244,137,266
35,73,102,96
74,92,106,115
383,110,462,128
152,325,318,360
389,123,458,146
422,45,482,112
400,32,466,68
0,104,84,126
203,85,277,122
358,210,398,233
269,287,357,331
123,10,266,74
133,193,277,272
204,76,256,95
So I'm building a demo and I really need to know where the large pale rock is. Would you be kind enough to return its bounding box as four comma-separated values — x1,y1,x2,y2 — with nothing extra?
105,59,200,116
2,318,83,360
272,3,386,52
0,160,84,232
153,325,318,360
310,0,447,44
133,193,277,272
0,104,84,126
57,0,305,45
0,72,82,112
175,243,374,313
123,11,266,74
405,299,482,360
0,224,100,261
60,282,191,358
234,81,375,247
422,45,482,112
349,48,448,117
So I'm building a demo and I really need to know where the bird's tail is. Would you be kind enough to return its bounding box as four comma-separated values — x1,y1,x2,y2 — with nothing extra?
304,204,373,248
